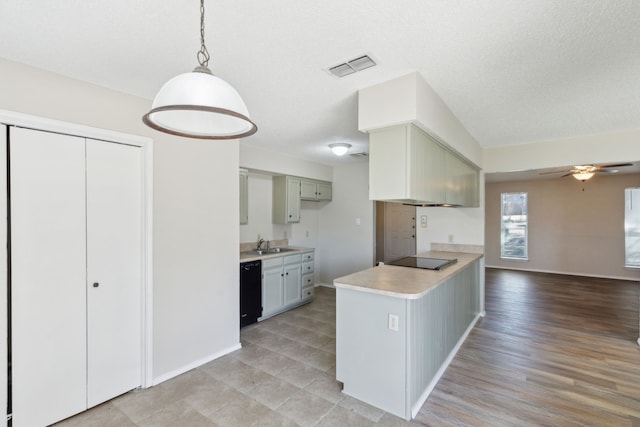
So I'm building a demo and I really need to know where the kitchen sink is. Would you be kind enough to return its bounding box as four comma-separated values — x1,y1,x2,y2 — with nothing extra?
242,247,297,256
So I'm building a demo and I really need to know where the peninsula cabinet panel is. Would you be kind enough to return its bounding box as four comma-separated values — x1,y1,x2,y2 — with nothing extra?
336,259,481,420
10,127,142,427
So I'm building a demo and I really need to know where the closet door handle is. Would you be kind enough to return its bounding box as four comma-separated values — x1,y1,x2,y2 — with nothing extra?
93,282,100,288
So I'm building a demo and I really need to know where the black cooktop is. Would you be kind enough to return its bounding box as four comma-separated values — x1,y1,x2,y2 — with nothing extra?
387,256,457,270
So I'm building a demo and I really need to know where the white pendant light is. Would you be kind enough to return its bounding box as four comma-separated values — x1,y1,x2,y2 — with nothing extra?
143,0,257,139
329,143,351,156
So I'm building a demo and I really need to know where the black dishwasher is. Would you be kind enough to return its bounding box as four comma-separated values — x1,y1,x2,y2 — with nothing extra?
240,260,262,328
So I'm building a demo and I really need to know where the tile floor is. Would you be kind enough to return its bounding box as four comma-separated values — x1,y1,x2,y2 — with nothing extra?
55,287,424,426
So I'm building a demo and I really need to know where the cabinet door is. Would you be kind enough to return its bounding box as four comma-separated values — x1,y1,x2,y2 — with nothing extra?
317,182,332,201
10,128,88,427
300,180,317,200
86,140,142,407
239,170,248,224
445,152,466,206
283,263,301,306
286,177,301,222
262,266,284,316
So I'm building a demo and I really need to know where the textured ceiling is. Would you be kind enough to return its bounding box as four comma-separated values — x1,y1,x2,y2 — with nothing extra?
1,1,640,166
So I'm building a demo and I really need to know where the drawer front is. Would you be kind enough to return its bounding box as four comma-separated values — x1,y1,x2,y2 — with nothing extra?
302,261,314,274
302,251,314,262
262,257,283,269
284,254,302,265
302,286,315,299
302,273,314,288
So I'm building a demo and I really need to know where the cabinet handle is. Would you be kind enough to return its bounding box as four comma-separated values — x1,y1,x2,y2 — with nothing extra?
281,273,284,277
93,282,99,288
286,272,289,275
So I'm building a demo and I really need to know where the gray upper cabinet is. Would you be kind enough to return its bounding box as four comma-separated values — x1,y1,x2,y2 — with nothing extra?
239,169,248,225
273,175,332,224
444,151,478,207
273,176,301,224
300,179,332,201
369,123,479,207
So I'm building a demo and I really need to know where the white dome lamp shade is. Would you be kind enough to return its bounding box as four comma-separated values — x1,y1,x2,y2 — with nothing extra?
143,0,257,140
329,143,351,156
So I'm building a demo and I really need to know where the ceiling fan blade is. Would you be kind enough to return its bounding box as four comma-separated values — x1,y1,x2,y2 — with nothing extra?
539,170,571,175
599,163,633,168
597,169,619,174
560,173,574,177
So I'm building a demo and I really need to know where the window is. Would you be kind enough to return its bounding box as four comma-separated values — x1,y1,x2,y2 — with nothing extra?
625,188,640,268
501,192,528,260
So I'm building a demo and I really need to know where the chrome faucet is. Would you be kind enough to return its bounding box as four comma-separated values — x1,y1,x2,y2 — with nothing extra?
257,238,265,250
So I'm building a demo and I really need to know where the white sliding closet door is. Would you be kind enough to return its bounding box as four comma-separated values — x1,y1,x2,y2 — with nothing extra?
11,128,88,427
10,128,143,427
86,140,142,407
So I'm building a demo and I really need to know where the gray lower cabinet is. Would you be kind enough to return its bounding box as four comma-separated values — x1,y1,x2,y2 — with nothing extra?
301,251,315,299
260,251,314,320
283,261,302,306
262,258,284,317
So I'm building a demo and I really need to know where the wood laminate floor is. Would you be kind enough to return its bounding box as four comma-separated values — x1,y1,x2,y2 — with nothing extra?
416,268,640,427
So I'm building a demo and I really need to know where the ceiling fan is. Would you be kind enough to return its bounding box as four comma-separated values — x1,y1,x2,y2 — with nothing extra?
539,163,633,181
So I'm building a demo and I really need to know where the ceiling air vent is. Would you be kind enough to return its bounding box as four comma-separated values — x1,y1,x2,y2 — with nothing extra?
350,152,369,157
328,55,376,78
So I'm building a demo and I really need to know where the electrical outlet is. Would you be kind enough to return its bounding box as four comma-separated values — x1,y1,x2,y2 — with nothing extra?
388,314,399,331
420,215,427,228
448,234,454,243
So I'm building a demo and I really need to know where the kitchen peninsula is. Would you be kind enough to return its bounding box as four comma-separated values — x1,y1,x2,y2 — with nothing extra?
334,250,483,420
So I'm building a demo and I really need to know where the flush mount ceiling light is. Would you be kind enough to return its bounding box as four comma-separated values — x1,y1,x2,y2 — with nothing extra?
142,0,257,139
329,143,351,156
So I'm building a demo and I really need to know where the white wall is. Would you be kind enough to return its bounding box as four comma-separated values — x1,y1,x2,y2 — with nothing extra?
317,162,375,284
152,138,240,381
359,72,483,168
484,128,640,173
0,58,240,386
240,142,333,181
486,173,640,280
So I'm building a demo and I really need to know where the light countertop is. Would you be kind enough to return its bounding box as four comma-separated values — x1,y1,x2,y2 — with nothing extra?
333,251,483,299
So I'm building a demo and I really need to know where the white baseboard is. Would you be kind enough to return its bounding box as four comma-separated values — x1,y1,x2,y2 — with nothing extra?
152,342,242,386
485,265,639,282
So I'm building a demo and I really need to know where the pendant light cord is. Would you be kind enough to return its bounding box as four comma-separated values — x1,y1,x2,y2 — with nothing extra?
197,0,210,68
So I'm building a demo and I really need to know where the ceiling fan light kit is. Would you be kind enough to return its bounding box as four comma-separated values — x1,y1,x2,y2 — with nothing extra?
540,163,633,182
143,0,257,140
